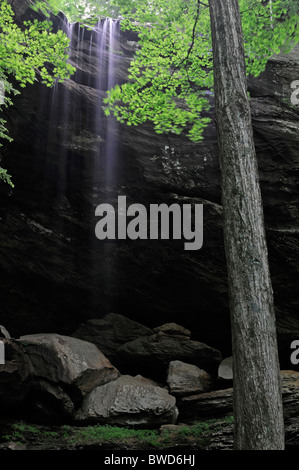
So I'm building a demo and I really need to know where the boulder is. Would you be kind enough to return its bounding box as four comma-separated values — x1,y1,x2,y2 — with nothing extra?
0,339,33,412
71,313,153,363
218,356,233,381
166,360,212,397
18,333,119,395
75,374,178,427
115,327,222,380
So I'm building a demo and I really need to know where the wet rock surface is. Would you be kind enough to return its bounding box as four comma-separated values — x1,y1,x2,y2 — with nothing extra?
0,8,298,368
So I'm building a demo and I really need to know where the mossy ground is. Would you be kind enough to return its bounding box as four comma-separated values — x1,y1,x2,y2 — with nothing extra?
0,416,233,451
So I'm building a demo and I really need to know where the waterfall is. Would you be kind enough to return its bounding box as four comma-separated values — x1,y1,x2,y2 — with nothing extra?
38,15,122,200
32,14,123,312
89,18,122,309
92,18,121,193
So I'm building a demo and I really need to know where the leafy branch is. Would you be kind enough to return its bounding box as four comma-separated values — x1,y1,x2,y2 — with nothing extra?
0,0,75,186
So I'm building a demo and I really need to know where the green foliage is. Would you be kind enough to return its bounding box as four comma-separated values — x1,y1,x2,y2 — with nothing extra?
0,167,14,187
28,0,299,145
240,0,299,76
103,0,299,142
3,422,40,441
2,0,298,185
105,0,213,141
31,0,120,25
0,0,75,185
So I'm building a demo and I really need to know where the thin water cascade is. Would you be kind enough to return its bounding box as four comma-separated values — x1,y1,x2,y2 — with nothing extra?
32,14,123,313
93,18,121,193
104,18,121,190
39,15,121,199
91,18,122,309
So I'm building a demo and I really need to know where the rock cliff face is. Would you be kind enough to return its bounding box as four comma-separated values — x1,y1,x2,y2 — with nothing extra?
0,2,298,366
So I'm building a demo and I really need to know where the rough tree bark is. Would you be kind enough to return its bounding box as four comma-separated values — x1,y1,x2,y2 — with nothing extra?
208,0,284,450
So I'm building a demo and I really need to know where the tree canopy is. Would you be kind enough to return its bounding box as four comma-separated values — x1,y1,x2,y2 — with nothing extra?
102,0,299,142
19,0,299,143
0,0,75,186
32,0,121,25
1,0,298,186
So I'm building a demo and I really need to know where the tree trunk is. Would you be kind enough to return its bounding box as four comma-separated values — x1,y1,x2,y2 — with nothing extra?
208,0,284,450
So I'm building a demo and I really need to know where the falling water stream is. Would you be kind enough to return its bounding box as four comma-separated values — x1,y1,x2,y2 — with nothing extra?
35,15,123,313
46,16,121,195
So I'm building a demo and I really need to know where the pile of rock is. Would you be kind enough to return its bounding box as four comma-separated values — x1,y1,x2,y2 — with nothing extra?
0,314,223,427
2,314,299,438
72,314,222,381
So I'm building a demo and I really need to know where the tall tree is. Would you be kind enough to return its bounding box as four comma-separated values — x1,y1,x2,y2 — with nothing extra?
208,0,284,450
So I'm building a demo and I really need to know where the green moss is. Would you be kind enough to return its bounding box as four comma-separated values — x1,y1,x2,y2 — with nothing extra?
68,416,234,448
178,416,234,438
69,425,160,447
12,423,40,434
2,422,57,442
1,416,234,449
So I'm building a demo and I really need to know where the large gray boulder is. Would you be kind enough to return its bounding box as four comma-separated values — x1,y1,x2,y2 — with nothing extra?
18,333,119,395
75,374,178,427
166,360,212,397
